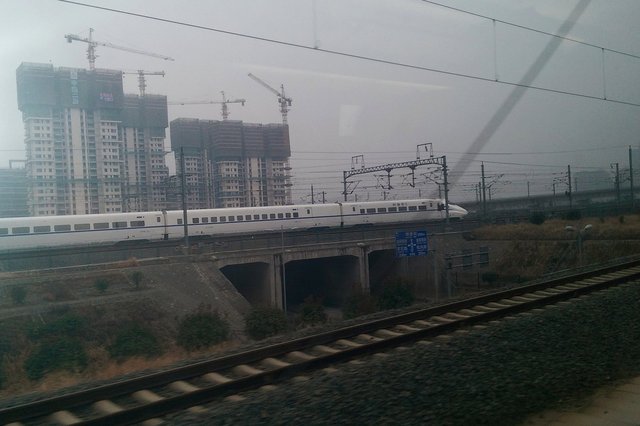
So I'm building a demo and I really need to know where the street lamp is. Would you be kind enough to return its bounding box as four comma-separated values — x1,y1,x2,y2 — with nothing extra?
565,224,592,266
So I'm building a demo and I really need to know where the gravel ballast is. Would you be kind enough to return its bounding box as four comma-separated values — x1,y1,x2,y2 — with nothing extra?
168,282,640,425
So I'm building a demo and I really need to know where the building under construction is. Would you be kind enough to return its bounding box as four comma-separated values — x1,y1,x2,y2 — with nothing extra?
16,62,169,215
170,118,291,209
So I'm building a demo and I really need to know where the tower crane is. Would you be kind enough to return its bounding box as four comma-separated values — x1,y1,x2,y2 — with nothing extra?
168,91,246,120
65,28,174,71
247,73,292,125
122,70,165,96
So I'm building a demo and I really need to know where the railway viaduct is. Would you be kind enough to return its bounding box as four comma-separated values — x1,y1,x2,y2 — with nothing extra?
0,222,486,310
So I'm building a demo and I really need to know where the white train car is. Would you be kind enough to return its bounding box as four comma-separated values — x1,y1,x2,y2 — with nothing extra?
0,198,467,251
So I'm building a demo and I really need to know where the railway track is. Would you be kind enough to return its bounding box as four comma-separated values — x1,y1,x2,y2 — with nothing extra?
3,260,640,425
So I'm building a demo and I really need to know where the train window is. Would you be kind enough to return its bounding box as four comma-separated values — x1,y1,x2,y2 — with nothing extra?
74,223,90,230
202,217,208,223
366,208,376,214
270,213,276,219
399,206,408,212
293,212,299,218
34,225,50,233
220,217,226,222
253,215,260,220
228,216,235,222
130,220,145,227
113,221,127,228
94,222,109,229
211,217,218,223
429,202,433,207
352,207,356,212
285,212,291,218
0,228,8,235
156,217,161,223
177,219,183,225
360,209,365,214
408,206,417,211
377,208,387,213
418,205,427,211
306,209,310,214
388,207,397,212
237,215,243,221
262,214,268,220
54,224,71,232
277,213,284,219
12,227,30,234
192,218,199,224
246,215,252,221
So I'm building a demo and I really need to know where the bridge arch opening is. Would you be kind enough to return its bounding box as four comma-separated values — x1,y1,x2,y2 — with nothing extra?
220,262,271,307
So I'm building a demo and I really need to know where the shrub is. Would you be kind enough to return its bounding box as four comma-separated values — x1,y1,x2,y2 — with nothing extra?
177,311,230,351
9,286,27,305
109,325,161,360
24,337,87,380
28,313,84,340
377,279,414,311
619,215,625,224
298,296,327,326
95,278,109,294
529,212,546,225
130,271,144,289
245,307,287,340
343,292,377,319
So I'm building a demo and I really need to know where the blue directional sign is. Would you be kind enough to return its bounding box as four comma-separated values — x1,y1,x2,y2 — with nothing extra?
395,231,428,257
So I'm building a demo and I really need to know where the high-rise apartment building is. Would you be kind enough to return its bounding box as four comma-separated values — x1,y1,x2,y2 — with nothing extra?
170,118,291,209
16,62,168,216
0,161,29,218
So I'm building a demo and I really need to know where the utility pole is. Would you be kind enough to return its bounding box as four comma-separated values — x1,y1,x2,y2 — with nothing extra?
527,181,530,199
481,162,487,217
180,147,189,249
567,165,572,208
311,185,315,204
321,191,326,204
612,162,620,207
630,146,634,208
443,156,450,224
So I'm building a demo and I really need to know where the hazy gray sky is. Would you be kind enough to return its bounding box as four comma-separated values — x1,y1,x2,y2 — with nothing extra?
2,0,639,202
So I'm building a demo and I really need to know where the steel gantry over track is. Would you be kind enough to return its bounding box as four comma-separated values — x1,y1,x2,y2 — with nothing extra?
342,152,450,222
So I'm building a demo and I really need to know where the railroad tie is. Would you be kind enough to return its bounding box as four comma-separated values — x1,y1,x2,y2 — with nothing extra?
313,345,340,354
202,372,232,384
458,309,483,316
429,315,456,323
133,390,164,404
375,329,403,338
445,312,470,319
286,351,316,362
169,380,200,393
356,333,383,342
261,357,291,369
93,399,124,415
395,324,421,332
336,339,362,348
48,410,82,425
233,364,263,376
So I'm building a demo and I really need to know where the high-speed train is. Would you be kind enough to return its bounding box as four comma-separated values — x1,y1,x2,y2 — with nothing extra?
0,198,467,251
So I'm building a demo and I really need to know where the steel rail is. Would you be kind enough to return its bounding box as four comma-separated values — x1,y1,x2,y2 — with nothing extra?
2,259,639,424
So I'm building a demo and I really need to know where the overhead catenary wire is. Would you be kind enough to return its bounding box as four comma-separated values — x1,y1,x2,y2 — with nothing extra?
57,0,640,109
